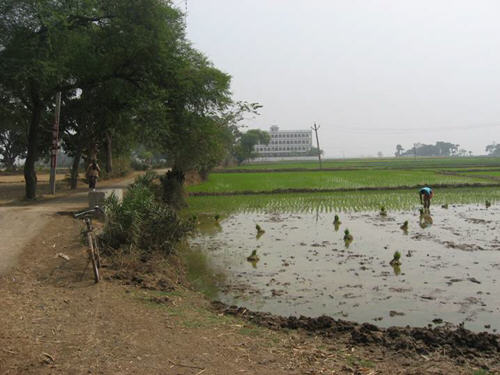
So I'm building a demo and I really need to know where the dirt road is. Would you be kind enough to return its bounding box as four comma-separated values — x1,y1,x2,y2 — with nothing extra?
0,174,137,275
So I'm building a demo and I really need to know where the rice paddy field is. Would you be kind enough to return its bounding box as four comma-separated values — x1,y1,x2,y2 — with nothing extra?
186,157,500,333
187,169,497,194
459,170,500,178
221,156,500,171
187,187,500,214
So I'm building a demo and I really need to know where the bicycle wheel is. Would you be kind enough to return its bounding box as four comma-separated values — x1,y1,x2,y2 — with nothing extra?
92,234,101,269
87,233,100,283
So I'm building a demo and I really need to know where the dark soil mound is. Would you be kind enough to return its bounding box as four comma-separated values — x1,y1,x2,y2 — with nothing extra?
212,302,500,359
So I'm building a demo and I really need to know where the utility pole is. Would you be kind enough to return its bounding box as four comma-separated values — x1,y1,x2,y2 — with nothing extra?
311,122,322,169
49,92,62,195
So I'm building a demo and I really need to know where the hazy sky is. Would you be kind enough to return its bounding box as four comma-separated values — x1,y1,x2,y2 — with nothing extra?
185,0,500,157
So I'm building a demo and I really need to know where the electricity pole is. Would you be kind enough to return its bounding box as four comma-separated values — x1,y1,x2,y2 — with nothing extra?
311,122,322,169
49,92,62,195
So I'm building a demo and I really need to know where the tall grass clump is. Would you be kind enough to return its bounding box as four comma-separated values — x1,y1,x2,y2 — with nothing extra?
102,180,194,257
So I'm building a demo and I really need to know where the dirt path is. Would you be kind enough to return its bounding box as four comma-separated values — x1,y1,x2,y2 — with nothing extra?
0,174,137,275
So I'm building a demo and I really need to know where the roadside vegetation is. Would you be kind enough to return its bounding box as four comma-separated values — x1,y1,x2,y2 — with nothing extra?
102,184,194,257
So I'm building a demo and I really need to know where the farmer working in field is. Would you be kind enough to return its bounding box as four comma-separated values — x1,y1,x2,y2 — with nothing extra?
86,159,101,191
419,186,433,210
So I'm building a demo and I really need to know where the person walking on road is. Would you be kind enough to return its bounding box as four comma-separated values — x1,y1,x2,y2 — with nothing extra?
86,159,101,191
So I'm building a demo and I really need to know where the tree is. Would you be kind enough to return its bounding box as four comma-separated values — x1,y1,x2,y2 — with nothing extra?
485,142,500,156
394,144,404,157
0,96,27,170
0,0,185,198
233,129,271,164
400,142,461,157
2,0,251,202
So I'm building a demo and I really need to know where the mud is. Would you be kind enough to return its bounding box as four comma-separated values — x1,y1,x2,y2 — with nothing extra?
212,301,500,360
191,204,500,333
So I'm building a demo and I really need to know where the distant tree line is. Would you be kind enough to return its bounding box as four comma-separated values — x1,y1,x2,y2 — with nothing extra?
394,142,476,157
485,142,500,156
0,0,258,199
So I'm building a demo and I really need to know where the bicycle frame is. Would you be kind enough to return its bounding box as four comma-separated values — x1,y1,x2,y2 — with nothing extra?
74,206,104,283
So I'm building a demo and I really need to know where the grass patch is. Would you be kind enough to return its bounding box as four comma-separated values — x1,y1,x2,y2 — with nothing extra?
238,326,264,337
188,170,493,194
346,355,375,368
471,369,491,375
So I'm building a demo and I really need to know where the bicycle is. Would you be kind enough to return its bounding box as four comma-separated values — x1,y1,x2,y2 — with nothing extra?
74,206,104,283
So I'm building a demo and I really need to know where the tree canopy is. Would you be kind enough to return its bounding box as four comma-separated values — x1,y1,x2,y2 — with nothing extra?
233,129,271,165
0,0,251,198
485,142,500,156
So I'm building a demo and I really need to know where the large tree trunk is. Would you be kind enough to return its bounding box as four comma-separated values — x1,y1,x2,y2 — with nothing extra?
24,95,42,200
70,149,81,189
88,143,98,161
160,167,187,210
104,132,112,173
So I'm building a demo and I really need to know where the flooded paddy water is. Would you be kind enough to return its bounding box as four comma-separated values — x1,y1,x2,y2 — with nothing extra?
190,203,500,333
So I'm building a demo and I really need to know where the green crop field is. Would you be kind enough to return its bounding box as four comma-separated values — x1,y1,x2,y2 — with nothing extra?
187,187,500,214
188,170,494,194
459,170,500,178
220,157,500,171
186,157,500,214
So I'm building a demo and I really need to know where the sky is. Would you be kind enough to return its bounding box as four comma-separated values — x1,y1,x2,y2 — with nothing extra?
184,0,500,157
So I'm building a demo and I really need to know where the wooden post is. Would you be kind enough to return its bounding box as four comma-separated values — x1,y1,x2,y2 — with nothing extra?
49,92,62,195
311,122,322,169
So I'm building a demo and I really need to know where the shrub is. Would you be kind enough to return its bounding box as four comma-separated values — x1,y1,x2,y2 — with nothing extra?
102,183,193,257
130,170,159,191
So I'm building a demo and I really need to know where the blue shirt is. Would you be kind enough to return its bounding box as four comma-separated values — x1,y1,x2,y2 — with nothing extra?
420,187,432,195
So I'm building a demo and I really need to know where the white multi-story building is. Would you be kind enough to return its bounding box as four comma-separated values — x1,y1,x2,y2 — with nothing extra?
253,125,313,157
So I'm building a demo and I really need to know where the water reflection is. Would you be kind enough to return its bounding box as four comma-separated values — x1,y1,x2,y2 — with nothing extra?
419,212,433,229
391,263,401,276
191,206,500,332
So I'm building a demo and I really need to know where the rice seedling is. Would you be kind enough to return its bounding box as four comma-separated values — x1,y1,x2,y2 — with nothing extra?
343,229,353,242
256,224,265,235
390,251,402,266
247,249,259,262
400,220,408,231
